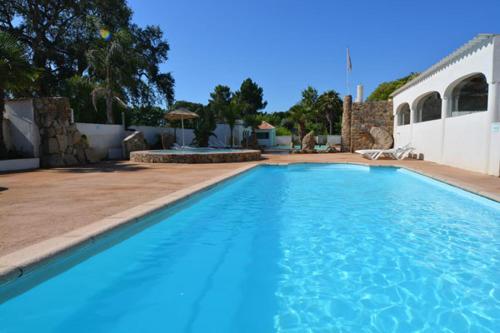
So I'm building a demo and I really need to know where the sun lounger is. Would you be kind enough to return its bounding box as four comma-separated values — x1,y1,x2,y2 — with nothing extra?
356,144,414,160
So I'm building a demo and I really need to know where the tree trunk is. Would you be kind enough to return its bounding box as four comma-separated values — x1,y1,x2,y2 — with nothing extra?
106,91,114,124
298,122,305,149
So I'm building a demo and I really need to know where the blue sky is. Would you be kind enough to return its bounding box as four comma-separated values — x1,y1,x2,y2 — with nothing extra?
128,0,500,112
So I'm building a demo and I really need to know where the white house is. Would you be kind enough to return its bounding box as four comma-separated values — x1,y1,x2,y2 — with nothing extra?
391,34,500,176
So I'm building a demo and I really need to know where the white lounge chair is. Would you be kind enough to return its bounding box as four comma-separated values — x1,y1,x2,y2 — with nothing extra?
356,144,414,160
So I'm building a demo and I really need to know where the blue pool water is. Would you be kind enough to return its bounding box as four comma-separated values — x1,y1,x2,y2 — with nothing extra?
148,148,249,154
1,164,499,332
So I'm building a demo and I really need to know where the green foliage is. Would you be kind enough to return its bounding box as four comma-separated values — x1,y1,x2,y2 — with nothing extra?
192,105,217,147
170,100,204,129
169,100,216,146
126,106,166,127
0,1,174,123
367,73,419,101
276,126,291,136
0,31,38,156
234,78,267,129
0,31,38,96
317,90,342,135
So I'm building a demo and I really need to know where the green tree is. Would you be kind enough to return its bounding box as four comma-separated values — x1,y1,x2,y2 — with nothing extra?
0,0,132,96
289,104,308,144
192,105,217,147
317,90,342,134
367,73,419,101
87,33,128,124
1,1,175,121
234,78,267,145
208,85,242,147
127,106,166,127
0,31,38,157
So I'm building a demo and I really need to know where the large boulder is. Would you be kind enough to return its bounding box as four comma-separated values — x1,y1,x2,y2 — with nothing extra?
370,127,393,149
123,131,149,158
301,131,316,152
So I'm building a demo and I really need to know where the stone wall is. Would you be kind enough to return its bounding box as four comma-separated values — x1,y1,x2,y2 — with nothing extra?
34,97,97,167
341,96,393,152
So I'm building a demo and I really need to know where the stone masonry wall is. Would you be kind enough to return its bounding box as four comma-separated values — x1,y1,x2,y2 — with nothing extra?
34,97,97,167
341,96,393,152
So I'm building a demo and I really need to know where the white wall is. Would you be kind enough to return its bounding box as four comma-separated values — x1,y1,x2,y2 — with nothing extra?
442,113,489,173
327,135,341,145
276,135,292,146
76,123,125,158
411,120,443,162
489,123,500,175
128,125,171,145
393,35,500,176
3,99,39,157
76,122,248,158
394,125,411,147
0,158,39,172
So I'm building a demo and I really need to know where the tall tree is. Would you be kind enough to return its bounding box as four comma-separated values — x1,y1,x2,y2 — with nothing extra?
317,90,342,135
208,85,240,147
0,1,175,122
234,78,266,145
0,31,38,157
0,0,132,96
289,104,308,143
87,32,128,124
192,105,217,147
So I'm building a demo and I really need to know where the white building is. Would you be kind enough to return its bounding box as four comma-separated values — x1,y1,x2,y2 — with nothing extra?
255,121,276,147
391,34,500,176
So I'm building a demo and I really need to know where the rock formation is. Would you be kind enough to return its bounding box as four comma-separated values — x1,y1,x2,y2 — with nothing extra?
123,131,149,158
369,126,393,149
34,97,99,167
301,131,316,152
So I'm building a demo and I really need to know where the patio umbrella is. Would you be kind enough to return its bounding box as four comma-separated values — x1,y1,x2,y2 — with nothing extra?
164,108,199,147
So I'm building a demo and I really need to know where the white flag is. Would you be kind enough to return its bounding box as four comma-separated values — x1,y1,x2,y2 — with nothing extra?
346,48,352,72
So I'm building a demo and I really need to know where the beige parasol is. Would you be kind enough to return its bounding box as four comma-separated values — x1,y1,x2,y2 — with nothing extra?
165,108,199,147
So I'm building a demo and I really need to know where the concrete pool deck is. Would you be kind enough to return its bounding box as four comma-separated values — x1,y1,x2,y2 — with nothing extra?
0,153,499,283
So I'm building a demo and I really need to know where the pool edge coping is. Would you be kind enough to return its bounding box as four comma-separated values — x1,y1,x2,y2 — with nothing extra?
0,163,259,286
1,160,498,287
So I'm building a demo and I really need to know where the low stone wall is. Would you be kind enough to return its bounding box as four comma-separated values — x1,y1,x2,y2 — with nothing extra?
130,150,261,164
341,96,393,152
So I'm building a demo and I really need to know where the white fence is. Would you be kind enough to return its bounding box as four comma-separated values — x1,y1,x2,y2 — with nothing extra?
76,122,248,159
276,135,341,146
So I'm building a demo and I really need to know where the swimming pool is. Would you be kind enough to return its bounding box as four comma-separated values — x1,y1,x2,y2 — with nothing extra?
1,164,499,332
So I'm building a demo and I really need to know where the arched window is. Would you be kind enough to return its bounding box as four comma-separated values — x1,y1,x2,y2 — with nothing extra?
415,92,442,123
397,103,411,126
450,74,488,117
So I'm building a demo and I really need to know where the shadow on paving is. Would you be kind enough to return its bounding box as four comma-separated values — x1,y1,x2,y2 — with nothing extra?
54,161,149,173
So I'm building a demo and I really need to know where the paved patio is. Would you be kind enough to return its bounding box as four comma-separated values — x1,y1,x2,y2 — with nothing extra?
0,153,499,256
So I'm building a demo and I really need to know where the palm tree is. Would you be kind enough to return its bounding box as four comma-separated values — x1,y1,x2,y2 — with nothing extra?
289,104,307,145
0,32,38,156
317,90,342,135
288,87,319,146
224,98,242,147
208,85,241,147
87,37,127,124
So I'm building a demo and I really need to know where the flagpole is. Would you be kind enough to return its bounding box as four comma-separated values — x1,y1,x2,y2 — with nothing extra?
346,48,351,96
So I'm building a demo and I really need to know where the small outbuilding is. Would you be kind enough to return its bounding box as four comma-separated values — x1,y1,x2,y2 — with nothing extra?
255,121,276,147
